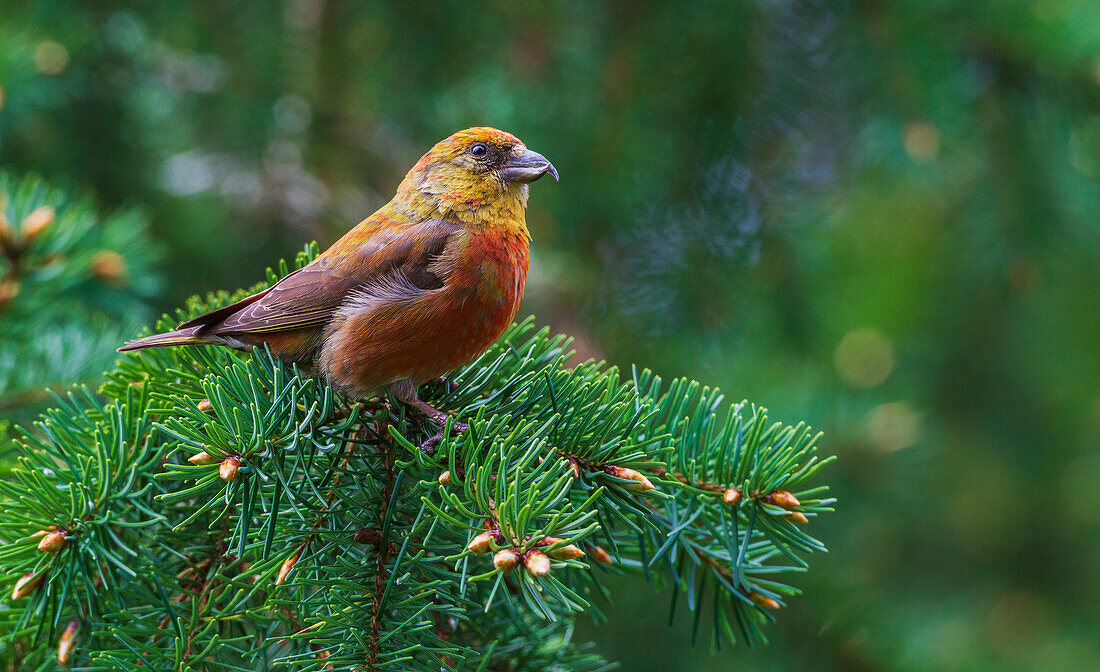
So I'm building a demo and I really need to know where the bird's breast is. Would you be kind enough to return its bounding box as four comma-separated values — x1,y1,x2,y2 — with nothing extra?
392,230,528,384
317,228,530,392
455,231,529,326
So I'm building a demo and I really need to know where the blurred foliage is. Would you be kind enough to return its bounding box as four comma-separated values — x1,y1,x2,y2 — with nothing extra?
1,0,1099,671
0,172,162,423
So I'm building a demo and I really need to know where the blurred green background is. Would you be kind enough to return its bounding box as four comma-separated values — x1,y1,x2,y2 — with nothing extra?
2,1,1100,670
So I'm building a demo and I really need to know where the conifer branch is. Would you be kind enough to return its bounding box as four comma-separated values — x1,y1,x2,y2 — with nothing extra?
0,242,835,669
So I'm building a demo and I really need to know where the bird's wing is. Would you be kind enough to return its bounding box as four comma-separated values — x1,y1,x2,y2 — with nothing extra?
178,219,462,335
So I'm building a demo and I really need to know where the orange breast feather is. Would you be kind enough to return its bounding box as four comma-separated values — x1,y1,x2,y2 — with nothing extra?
317,229,529,395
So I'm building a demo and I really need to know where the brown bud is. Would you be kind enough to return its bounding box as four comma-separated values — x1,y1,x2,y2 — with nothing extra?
542,538,584,560
20,206,55,243
766,490,801,510
0,210,13,252
723,488,742,506
89,250,128,286
605,465,655,492
565,457,581,478
524,550,551,577
276,551,300,586
783,512,809,524
188,451,219,465
0,278,20,306
57,620,79,664
749,592,781,610
219,457,241,481
12,572,44,599
38,530,67,553
438,470,452,486
353,528,381,546
467,531,497,555
197,398,213,413
588,544,613,564
493,549,520,573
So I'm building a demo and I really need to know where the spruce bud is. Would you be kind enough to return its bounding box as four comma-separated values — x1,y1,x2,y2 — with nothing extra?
524,550,551,577
0,211,13,254
188,451,219,465
492,549,520,573
723,488,742,505
438,470,452,486
783,512,809,524
57,620,79,664
542,538,585,560
37,530,67,553
0,278,20,307
588,544,613,564
353,528,381,546
12,572,43,599
766,490,801,509
197,398,213,413
89,250,127,286
220,457,242,481
749,592,781,610
467,531,496,555
605,465,655,492
20,206,55,243
276,551,300,586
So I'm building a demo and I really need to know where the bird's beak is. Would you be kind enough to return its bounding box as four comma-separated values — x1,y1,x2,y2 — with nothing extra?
501,148,559,183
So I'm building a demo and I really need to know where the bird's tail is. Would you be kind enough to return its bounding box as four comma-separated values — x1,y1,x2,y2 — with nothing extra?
117,326,216,352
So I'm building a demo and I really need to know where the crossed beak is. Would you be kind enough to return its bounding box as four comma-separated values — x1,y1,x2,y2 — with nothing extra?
501,148,559,184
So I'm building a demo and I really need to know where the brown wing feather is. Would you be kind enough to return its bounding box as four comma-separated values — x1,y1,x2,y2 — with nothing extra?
181,219,461,336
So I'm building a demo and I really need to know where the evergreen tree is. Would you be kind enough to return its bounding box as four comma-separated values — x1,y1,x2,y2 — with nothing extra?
0,172,162,421
0,184,834,670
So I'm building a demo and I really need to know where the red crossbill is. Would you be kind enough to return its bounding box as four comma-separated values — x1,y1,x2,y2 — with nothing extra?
120,127,557,447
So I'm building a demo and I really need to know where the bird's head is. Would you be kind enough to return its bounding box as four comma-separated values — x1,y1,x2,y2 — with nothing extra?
396,127,557,227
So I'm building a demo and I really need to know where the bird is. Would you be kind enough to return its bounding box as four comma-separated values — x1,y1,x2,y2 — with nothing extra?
119,127,557,449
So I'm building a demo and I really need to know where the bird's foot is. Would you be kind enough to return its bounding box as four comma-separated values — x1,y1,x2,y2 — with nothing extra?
389,379,468,455
420,419,469,456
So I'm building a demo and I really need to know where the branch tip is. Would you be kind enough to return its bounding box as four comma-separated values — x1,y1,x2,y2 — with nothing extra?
12,572,43,600
219,457,242,481
493,549,521,573
37,530,67,553
57,620,79,664
524,550,551,577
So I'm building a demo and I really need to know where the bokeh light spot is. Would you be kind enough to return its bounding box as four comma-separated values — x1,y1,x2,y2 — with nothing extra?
161,152,214,196
104,12,146,54
903,121,940,161
34,40,70,75
864,401,920,452
835,328,895,388
273,95,313,135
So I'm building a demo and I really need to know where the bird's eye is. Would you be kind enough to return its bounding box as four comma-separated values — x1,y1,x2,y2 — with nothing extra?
469,143,488,157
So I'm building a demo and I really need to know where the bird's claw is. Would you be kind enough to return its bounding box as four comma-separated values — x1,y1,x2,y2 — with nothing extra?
437,376,461,391
420,420,468,456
